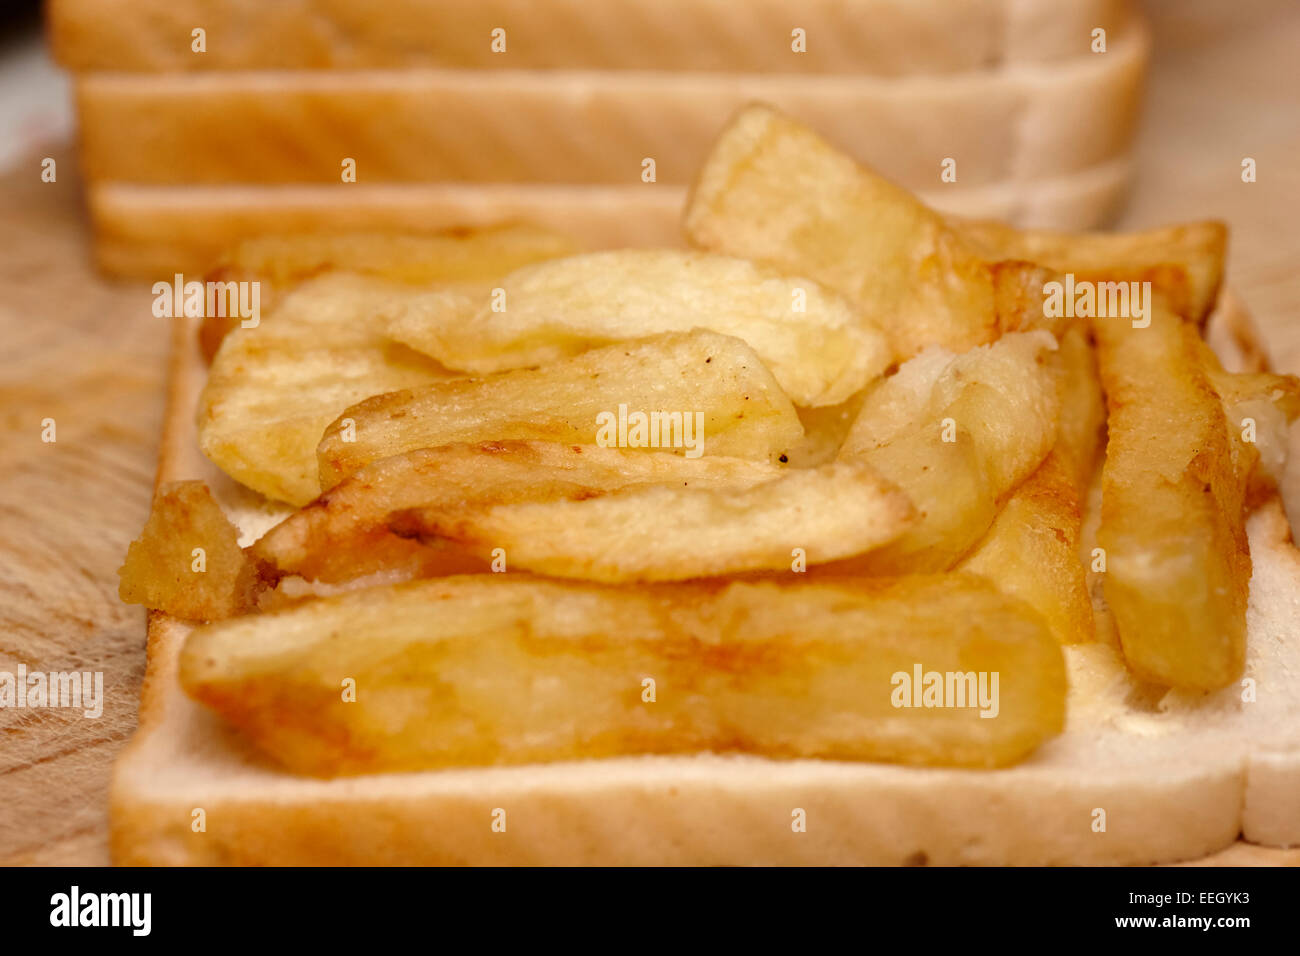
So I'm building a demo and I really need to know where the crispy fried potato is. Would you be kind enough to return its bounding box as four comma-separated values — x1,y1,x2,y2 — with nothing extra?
179,574,1066,776
683,105,1058,361
255,441,783,583
382,250,891,407
119,480,266,620
1093,303,1253,690
957,455,1092,644
387,460,912,583
1198,343,1300,506
959,218,1227,326
316,330,805,490
198,274,456,506
1052,325,1109,492
834,332,1062,573
195,281,491,369
988,259,1076,340
198,311,251,369
199,225,577,361
955,327,1105,644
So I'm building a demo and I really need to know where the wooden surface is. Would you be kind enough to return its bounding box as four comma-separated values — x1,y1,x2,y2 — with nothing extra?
2,0,1300,866
0,156,162,865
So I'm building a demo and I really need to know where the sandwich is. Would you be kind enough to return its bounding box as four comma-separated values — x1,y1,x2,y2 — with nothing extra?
113,105,1300,865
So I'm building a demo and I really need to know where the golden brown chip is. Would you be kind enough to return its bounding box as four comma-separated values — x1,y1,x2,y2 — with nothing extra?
254,441,782,583
959,218,1227,326
179,574,1067,776
382,249,891,407
957,454,1093,644
1197,340,1300,508
388,459,913,583
684,105,1067,362
118,480,266,620
834,331,1061,574
197,273,457,506
315,329,805,491
198,225,577,361
955,326,1104,645
1093,303,1252,689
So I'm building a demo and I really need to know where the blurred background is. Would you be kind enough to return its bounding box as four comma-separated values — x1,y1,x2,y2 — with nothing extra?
1,0,1298,865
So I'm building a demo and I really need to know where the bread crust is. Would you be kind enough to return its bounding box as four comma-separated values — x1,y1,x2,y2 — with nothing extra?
88,158,1133,278
75,29,1146,189
50,0,1132,74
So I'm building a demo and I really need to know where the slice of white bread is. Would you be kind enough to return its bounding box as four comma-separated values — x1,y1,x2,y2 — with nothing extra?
88,156,1132,278
74,24,1146,189
110,300,1300,865
50,0,1133,75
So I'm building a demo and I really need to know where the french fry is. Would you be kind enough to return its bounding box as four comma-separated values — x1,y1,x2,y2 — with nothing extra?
956,327,1105,644
958,218,1227,326
254,441,783,583
834,331,1062,573
1092,303,1254,689
197,273,455,506
1052,325,1109,492
957,456,1092,644
387,459,913,582
119,480,266,620
199,225,576,361
179,574,1067,776
382,250,892,407
316,330,805,490
1198,342,1300,507
682,105,1056,361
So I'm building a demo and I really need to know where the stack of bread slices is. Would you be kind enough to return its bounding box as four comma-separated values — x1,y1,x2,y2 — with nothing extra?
49,0,1147,278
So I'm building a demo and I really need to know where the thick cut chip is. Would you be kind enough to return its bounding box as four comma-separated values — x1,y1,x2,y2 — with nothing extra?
956,327,1104,644
957,454,1092,644
1051,325,1108,492
255,441,783,583
198,273,456,506
834,331,1061,573
119,480,266,620
316,329,805,489
1198,343,1300,507
199,225,577,361
387,460,913,583
683,104,1049,361
1093,304,1253,690
959,218,1227,326
383,250,891,406
178,574,1066,776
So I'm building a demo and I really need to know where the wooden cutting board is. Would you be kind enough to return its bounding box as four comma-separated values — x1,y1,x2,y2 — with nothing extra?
3,0,1300,865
